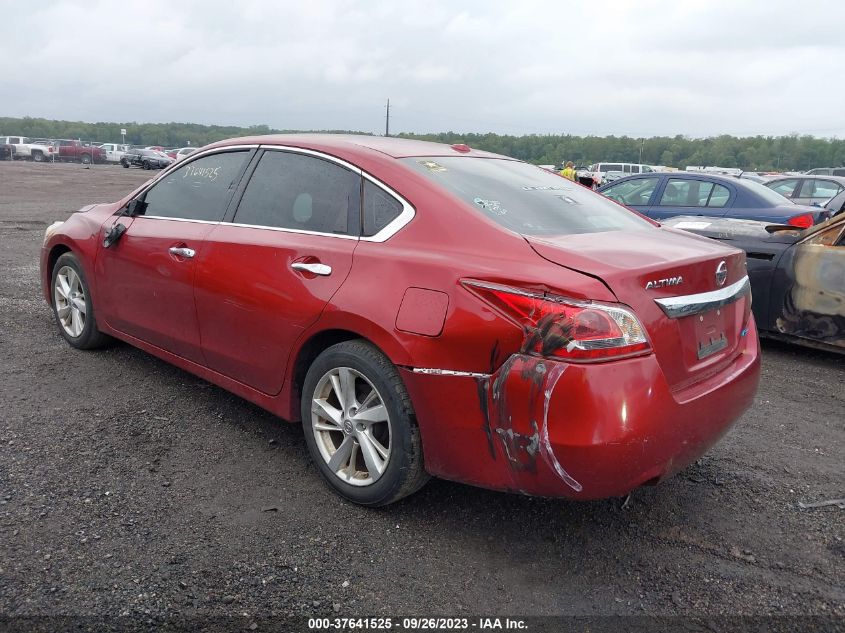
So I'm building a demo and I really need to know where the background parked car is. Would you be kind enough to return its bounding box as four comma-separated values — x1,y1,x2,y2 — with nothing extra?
763,175,845,207
589,162,656,185
50,139,106,164
599,171,830,227
173,147,198,162
97,143,129,163
121,148,173,169
664,214,845,354
805,167,845,176
0,136,53,162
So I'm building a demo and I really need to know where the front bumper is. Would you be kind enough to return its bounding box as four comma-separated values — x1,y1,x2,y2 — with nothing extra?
401,318,761,499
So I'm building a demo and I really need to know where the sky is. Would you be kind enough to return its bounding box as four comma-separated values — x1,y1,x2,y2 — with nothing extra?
1,0,843,138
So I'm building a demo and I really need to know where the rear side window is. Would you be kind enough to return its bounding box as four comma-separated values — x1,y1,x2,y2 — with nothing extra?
401,157,652,236
799,179,842,200
142,151,248,221
233,151,361,235
660,179,714,207
363,180,403,237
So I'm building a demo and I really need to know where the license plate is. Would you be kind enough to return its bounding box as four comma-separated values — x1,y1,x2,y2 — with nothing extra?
695,308,728,360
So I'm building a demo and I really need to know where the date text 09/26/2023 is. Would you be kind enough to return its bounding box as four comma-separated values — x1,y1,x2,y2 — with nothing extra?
307,617,528,630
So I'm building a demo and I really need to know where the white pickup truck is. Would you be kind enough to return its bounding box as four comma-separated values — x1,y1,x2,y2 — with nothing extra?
96,143,130,163
0,136,53,162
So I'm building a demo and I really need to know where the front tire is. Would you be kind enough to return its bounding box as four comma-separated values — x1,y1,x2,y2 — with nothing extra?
51,253,111,349
80,153,92,165
142,160,151,170
32,151,44,162
301,340,428,506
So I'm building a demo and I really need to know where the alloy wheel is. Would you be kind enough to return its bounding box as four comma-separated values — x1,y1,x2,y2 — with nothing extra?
311,367,392,486
54,265,86,337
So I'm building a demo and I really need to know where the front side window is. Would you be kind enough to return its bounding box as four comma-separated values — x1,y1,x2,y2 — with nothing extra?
233,151,361,235
142,151,248,221
602,177,659,206
402,157,652,236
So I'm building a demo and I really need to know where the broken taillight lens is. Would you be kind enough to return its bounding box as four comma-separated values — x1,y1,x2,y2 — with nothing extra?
462,280,651,362
787,213,814,229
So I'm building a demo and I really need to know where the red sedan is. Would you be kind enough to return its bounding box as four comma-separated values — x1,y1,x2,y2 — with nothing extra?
40,135,761,506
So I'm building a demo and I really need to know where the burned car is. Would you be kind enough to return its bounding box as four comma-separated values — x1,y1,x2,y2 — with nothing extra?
41,135,760,506
665,215,845,353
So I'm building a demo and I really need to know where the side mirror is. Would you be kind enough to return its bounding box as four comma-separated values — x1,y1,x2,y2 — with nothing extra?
125,199,147,217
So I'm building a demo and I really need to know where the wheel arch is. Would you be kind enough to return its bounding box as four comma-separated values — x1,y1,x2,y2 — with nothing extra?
285,319,415,422
44,243,73,302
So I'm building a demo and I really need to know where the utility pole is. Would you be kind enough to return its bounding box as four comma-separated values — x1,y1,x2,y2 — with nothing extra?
639,138,644,164
385,98,390,137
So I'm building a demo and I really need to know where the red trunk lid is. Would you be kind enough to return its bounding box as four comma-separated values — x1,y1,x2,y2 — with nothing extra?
526,227,750,392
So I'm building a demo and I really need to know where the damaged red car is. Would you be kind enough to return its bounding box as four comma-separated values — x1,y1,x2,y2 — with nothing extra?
40,135,761,506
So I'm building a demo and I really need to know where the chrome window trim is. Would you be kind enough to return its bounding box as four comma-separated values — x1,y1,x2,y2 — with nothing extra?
256,144,416,243
654,276,751,319
133,143,416,242
224,222,359,240
140,216,221,226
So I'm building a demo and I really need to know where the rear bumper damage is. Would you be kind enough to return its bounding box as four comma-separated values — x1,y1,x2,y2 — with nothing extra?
401,318,761,499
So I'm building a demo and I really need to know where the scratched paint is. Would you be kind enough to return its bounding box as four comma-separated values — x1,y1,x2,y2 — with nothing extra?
475,348,583,492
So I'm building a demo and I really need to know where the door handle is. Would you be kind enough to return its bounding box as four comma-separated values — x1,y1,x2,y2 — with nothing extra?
291,262,332,276
169,246,196,258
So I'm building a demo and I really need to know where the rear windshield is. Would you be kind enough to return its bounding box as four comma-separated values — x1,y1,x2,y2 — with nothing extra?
743,179,793,205
402,157,652,236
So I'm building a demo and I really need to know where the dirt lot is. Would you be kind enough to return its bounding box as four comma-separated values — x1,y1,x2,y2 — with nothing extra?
0,162,843,625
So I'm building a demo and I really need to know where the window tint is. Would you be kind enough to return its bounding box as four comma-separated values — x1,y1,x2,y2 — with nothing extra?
602,177,659,206
402,157,652,236
602,163,623,172
659,179,715,207
234,151,361,235
363,180,403,236
832,168,845,177
142,151,247,221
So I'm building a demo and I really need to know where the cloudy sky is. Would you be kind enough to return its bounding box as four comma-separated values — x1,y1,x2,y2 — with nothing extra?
2,0,843,137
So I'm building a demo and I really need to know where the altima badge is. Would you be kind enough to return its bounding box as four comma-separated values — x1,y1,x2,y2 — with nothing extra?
645,276,683,290
715,261,728,286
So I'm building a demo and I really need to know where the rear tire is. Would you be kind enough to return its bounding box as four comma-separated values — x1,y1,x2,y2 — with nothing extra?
51,253,111,350
301,340,429,506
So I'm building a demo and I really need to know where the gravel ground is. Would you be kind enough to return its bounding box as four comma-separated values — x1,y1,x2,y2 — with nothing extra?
0,162,842,627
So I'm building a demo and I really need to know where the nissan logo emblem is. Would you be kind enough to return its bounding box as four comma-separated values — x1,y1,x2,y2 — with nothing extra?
715,261,728,286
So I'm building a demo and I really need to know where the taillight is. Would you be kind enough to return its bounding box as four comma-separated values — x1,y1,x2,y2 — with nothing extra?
462,280,651,362
787,213,814,229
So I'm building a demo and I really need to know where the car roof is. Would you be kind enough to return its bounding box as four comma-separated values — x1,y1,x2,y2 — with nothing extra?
605,171,741,185
202,133,509,160
768,174,845,185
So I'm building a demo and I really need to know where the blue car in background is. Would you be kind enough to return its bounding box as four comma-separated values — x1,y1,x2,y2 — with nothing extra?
598,172,831,228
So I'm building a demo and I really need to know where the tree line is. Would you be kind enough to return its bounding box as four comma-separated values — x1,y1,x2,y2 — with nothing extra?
2,116,843,171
